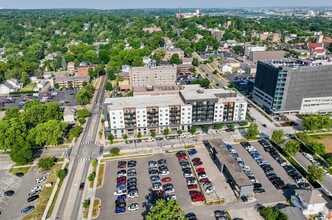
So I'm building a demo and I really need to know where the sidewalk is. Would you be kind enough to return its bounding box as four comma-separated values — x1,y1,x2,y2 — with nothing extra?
42,158,69,220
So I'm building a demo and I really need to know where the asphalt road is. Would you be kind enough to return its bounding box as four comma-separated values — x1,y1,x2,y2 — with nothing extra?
199,64,225,88
55,75,106,220
295,152,332,195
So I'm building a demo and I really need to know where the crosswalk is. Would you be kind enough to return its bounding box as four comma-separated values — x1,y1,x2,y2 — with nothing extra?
80,141,97,145
75,158,91,162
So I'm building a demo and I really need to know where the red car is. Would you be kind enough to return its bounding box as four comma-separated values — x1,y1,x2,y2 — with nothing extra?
162,177,172,183
189,190,201,196
193,161,203,167
192,158,201,163
199,178,209,183
43,93,51,97
191,194,205,202
117,161,127,169
178,155,186,160
196,167,205,173
187,184,198,189
116,176,126,182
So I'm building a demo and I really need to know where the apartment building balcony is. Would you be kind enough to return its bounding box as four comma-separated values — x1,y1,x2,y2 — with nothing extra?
124,112,135,116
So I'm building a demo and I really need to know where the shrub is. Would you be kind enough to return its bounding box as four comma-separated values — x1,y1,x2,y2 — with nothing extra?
110,147,120,156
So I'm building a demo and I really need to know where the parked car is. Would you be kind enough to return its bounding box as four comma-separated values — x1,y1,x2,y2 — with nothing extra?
188,149,197,156
128,160,136,167
31,186,42,193
128,203,139,211
241,196,248,202
193,160,203,167
162,177,172,183
35,176,47,183
185,213,197,220
117,161,127,169
15,172,24,177
27,195,39,203
117,170,127,177
21,206,34,215
115,207,126,213
4,190,14,197
205,186,215,194
196,167,205,173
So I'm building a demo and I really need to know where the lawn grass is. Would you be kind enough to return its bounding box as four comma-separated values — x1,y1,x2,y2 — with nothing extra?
83,208,89,219
97,163,105,188
92,198,101,219
21,83,36,91
310,134,332,152
22,163,62,220
8,166,31,175
46,180,63,218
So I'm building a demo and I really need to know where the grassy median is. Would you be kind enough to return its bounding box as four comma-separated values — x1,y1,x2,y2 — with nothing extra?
22,163,62,220
92,198,101,219
9,166,31,175
97,163,105,188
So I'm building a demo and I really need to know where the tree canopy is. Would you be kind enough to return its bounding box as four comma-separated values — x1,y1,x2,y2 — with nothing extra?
146,199,183,220
284,140,300,156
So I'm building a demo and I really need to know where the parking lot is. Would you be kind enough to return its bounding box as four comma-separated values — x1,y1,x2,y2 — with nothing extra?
96,145,242,220
0,89,78,109
0,166,49,219
231,143,286,204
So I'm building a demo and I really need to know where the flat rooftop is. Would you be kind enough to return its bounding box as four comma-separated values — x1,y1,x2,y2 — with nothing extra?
207,139,252,187
104,94,185,110
262,57,332,69
131,65,176,71
180,85,242,102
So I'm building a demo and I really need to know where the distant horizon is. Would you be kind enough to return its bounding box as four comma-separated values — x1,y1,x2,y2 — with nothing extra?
0,6,331,10
0,0,332,10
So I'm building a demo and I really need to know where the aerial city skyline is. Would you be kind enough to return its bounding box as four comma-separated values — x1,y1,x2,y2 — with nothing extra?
1,0,332,9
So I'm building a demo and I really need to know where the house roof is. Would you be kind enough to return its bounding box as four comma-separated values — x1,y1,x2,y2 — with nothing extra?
323,38,332,44
279,206,307,220
307,43,323,49
295,189,327,205
64,108,76,116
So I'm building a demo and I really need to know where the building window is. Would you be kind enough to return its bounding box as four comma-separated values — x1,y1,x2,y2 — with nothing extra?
113,117,115,119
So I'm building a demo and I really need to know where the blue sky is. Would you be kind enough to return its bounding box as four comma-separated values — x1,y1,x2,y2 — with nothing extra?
0,0,331,9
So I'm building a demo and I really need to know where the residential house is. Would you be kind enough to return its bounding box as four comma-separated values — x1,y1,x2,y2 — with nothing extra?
63,108,76,124
307,43,326,56
6,79,22,90
43,72,53,79
0,84,11,94
279,206,307,220
122,65,131,73
67,62,75,71
36,80,48,90
291,189,327,216
143,56,151,65
210,29,225,40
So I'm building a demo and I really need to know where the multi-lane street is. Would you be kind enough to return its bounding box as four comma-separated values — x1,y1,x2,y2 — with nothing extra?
54,75,107,220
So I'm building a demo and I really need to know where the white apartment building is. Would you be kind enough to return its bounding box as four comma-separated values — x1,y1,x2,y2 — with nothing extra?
104,85,247,137
129,65,177,90
291,189,327,216
244,44,267,57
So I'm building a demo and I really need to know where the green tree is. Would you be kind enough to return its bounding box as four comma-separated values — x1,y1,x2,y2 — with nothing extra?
203,125,209,133
123,134,128,140
228,123,235,130
91,159,98,168
28,120,67,146
259,206,288,220
78,118,86,125
137,132,142,138
77,108,91,118
146,199,183,220
88,171,96,181
150,131,156,138
163,128,170,136
68,126,83,139
308,141,326,155
246,123,259,139
308,164,324,182
192,58,199,66
232,45,243,54
189,125,197,135
57,169,67,181
37,157,56,171
214,123,223,129
191,78,210,88
108,134,115,143
83,199,90,209
284,140,300,156
209,55,214,63
169,53,181,64
76,84,95,105
271,130,285,145
177,130,184,135
105,81,113,91
110,147,120,156
4,107,20,119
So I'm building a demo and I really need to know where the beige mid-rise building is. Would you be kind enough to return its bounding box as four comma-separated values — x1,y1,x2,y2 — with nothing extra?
129,65,177,91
